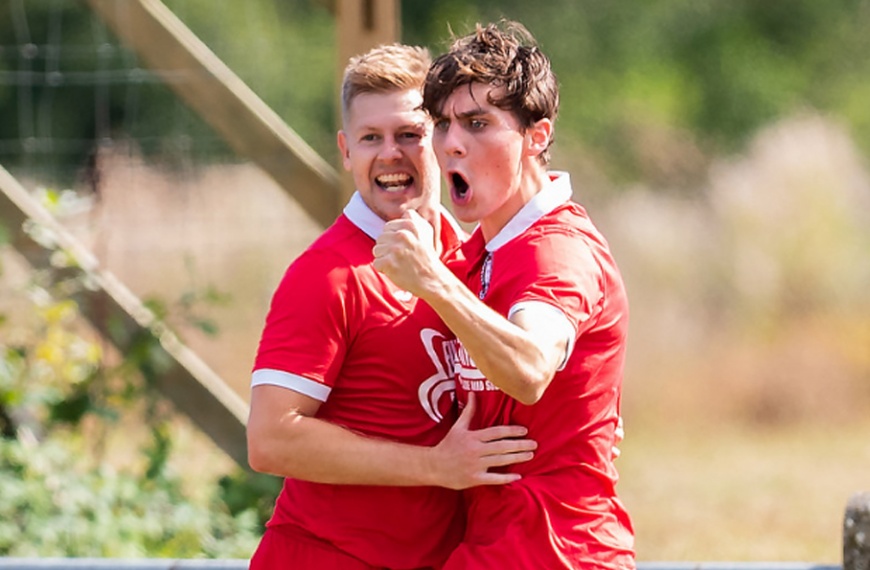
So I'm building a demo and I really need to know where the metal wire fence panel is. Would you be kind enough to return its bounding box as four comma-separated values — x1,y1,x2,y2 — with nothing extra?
0,0,329,402
0,0,337,184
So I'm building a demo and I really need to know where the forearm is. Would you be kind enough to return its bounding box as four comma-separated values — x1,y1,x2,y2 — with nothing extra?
420,265,556,405
371,213,564,404
248,410,437,486
247,385,440,485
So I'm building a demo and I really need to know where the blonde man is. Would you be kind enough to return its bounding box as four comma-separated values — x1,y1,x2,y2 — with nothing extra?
247,44,535,570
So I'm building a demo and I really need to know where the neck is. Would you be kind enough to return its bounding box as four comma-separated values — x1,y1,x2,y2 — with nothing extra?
480,162,549,243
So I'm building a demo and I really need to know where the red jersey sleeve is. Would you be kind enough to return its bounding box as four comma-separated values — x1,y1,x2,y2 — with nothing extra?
253,249,360,389
507,226,604,335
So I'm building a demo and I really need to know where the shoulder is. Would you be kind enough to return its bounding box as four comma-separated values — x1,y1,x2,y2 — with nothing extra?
520,203,613,265
496,208,608,298
291,217,372,274
271,220,373,304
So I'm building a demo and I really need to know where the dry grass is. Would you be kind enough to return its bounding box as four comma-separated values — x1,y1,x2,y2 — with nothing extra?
608,115,870,563
619,418,870,563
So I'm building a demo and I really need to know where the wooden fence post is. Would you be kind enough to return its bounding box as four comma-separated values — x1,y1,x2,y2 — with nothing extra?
86,0,343,228
0,164,249,468
845,491,870,570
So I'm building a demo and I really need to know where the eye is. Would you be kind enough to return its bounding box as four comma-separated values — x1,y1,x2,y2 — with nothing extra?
360,133,380,143
399,131,422,141
469,119,486,130
433,118,449,132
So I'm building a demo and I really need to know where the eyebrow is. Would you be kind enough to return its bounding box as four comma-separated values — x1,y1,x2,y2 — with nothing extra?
456,107,486,119
439,104,486,121
357,120,428,133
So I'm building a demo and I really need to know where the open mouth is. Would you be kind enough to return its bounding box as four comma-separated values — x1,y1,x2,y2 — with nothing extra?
376,173,413,193
450,172,471,204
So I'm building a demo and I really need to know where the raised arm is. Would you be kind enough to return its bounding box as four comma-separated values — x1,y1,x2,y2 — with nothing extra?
373,211,573,405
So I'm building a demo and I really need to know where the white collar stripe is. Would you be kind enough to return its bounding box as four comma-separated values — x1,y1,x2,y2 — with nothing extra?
343,191,385,240
485,172,572,252
342,191,460,242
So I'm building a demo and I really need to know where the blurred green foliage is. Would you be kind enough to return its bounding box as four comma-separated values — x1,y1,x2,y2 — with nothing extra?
0,437,260,557
0,194,279,556
161,0,337,162
403,0,870,186
0,275,277,557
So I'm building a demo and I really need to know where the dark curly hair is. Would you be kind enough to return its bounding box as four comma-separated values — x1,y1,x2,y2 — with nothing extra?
423,21,559,164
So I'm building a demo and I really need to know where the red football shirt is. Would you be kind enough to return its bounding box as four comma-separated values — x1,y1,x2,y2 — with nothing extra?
252,193,465,568
444,173,636,570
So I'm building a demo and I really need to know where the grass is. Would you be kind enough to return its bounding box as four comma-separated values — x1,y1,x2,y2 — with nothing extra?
618,417,870,563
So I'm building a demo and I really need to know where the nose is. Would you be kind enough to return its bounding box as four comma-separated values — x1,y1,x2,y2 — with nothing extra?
437,123,466,158
378,136,402,161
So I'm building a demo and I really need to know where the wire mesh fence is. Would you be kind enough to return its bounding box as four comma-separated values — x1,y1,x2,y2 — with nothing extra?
0,0,330,401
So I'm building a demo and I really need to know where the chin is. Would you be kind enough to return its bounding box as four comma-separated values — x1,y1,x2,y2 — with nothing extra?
451,206,477,224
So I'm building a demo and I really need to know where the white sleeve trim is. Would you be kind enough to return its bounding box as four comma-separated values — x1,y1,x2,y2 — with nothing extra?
508,301,576,371
251,369,332,402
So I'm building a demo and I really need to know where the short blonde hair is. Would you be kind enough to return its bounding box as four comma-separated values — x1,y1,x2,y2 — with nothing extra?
341,44,432,121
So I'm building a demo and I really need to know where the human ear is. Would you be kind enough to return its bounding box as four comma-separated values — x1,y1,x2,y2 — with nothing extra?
526,118,553,157
337,130,351,171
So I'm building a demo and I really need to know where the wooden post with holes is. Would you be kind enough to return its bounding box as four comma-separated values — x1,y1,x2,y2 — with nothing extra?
333,0,400,202
845,492,870,570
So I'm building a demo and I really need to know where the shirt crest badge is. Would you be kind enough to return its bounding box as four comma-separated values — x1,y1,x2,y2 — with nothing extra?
479,253,492,300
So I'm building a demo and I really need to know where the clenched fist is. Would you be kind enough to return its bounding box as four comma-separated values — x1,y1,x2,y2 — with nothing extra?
372,210,442,297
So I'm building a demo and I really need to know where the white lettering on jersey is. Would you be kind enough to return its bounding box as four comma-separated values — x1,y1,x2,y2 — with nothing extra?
418,329,457,422
454,342,500,392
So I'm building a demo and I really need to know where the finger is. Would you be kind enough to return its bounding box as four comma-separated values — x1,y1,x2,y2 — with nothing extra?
483,450,535,469
386,217,416,232
371,249,393,272
384,217,407,230
475,423,528,443
480,437,537,456
475,471,523,486
455,391,476,429
407,209,434,236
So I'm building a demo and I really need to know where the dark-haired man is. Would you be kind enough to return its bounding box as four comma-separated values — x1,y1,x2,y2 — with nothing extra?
375,22,635,569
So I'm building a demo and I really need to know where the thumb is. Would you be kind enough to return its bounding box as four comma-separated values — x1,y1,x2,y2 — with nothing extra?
455,391,476,429
406,209,432,232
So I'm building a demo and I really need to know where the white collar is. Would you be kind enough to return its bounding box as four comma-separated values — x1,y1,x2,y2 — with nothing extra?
485,171,572,252
343,192,385,240
343,191,460,241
